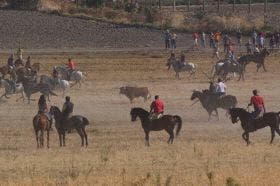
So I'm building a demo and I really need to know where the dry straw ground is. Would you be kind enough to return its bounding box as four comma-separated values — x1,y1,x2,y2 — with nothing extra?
0,51,280,185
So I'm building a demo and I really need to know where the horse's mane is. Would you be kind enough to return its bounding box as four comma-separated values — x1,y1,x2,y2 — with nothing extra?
51,106,62,114
131,107,149,116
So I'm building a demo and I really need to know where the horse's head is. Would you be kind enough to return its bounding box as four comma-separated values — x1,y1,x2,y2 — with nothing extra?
119,86,126,95
262,48,270,56
229,108,240,124
130,108,138,122
190,90,201,100
130,107,149,122
50,106,61,117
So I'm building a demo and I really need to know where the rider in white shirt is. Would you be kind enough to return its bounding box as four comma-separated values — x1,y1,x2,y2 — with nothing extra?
216,78,226,96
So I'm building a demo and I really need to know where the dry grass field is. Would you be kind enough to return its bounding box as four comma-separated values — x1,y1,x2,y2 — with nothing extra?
0,51,280,185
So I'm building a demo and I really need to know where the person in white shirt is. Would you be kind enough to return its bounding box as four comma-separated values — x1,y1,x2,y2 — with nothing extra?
216,78,226,96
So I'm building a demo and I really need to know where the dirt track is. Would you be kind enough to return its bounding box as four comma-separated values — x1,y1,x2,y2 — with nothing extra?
0,51,280,185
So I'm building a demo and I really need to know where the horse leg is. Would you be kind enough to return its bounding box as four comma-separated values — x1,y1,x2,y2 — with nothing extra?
82,127,88,147
76,128,85,147
35,130,39,148
215,109,219,121
263,63,267,72
276,128,280,136
242,132,248,144
270,128,275,144
63,131,66,146
245,132,250,145
47,130,50,148
166,129,174,144
58,132,63,147
145,131,150,146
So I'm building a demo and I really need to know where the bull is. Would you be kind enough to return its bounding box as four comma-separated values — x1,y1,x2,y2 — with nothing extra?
120,86,151,103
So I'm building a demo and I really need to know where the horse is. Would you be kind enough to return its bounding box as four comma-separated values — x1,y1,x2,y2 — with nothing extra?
0,66,12,78
54,66,84,87
0,78,25,101
191,90,237,121
130,107,182,146
211,59,245,81
237,48,270,72
33,113,51,148
17,75,57,104
166,58,197,79
229,108,280,145
40,75,70,96
49,106,89,147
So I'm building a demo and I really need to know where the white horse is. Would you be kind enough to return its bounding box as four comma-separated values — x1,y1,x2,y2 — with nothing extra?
40,75,70,96
166,58,197,79
55,66,85,87
0,79,25,101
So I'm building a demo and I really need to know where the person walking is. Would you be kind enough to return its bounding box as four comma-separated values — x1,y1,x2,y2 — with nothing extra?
193,32,199,50
201,32,206,48
164,30,171,49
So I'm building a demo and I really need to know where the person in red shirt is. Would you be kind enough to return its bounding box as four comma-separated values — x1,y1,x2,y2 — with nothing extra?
248,89,265,119
193,32,199,50
67,58,75,80
150,95,164,119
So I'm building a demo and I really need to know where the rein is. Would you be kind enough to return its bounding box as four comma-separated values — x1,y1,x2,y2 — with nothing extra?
190,99,199,107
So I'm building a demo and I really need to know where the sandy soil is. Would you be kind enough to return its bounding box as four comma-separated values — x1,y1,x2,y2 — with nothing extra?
0,51,280,185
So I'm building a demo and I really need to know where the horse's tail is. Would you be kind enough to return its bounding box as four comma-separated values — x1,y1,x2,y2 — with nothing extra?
83,117,89,125
173,115,182,137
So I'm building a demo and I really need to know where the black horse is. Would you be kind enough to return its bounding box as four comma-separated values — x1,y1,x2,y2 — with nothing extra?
130,107,182,146
238,48,270,72
50,106,89,147
229,108,280,145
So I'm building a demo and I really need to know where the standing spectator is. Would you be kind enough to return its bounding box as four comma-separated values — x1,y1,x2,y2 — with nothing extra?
201,32,206,48
171,32,177,49
275,32,280,48
193,32,199,50
223,34,231,53
259,34,265,49
209,32,215,48
245,40,253,54
252,30,257,45
237,30,242,47
212,46,220,60
164,29,171,49
214,31,221,48
269,36,276,49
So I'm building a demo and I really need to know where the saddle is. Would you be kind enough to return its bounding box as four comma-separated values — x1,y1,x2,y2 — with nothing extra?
149,113,163,121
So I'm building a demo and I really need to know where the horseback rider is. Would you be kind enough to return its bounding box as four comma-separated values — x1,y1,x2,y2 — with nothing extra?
67,58,75,80
62,96,74,122
180,52,187,68
248,89,265,119
215,78,226,96
52,66,59,87
25,56,32,70
38,94,53,129
150,95,164,119
7,54,14,70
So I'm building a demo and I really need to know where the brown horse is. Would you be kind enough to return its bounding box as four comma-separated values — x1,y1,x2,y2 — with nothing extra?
130,107,182,146
238,48,270,72
33,113,51,148
229,108,280,145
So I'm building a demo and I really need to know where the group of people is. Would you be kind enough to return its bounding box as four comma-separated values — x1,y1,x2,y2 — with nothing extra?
38,95,74,127
164,30,177,50
168,52,188,68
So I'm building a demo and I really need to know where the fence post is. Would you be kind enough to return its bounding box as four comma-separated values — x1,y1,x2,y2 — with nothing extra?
264,0,268,13
203,0,205,12
233,0,235,12
173,0,176,11
187,0,190,11
217,0,220,12
248,0,251,13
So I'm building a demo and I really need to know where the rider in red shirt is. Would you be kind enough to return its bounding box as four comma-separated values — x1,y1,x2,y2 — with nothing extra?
248,89,265,118
150,95,164,119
